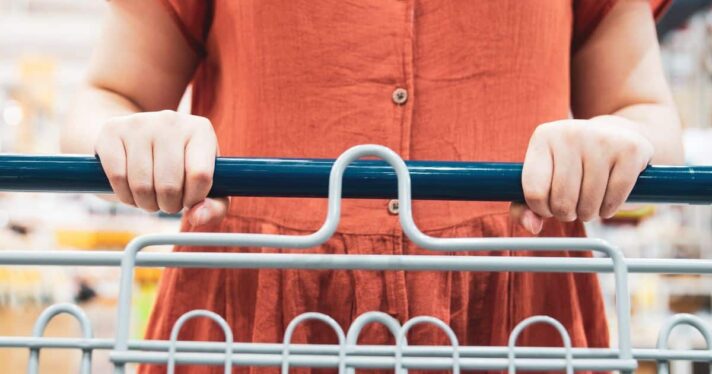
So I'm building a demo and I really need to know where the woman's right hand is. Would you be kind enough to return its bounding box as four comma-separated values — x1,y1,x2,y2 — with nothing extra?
94,110,228,227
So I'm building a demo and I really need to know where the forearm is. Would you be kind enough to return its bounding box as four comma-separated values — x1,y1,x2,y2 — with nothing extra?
61,84,143,154
594,103,684,165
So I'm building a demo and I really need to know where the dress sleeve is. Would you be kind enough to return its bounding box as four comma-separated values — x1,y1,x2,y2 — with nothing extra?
572,0,672,53
158,0,213,56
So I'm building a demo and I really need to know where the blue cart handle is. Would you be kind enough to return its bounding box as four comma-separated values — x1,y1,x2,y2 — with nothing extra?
0,154,711,204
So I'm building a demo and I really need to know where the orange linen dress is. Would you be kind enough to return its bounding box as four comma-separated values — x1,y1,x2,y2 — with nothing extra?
141,1,670,373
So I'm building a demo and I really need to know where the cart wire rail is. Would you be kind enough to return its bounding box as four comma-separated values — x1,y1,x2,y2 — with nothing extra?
0,144,711,373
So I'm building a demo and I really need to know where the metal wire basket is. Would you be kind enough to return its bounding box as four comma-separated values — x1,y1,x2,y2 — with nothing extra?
1,144,712,373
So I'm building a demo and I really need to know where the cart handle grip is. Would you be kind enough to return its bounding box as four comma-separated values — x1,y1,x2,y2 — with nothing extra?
0,154,710,204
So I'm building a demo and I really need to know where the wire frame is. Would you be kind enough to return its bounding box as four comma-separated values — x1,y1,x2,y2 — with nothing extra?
0,144,708,373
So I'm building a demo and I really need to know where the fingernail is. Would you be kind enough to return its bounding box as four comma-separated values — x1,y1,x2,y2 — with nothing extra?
532,217,543,234
191,206,207,226
521,212,534,234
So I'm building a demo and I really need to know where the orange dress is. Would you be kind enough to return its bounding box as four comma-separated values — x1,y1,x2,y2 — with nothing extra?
141,1,670,373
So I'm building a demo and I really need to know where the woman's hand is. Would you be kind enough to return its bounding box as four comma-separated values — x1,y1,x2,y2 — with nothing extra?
511,116,654,234
94,110,228,227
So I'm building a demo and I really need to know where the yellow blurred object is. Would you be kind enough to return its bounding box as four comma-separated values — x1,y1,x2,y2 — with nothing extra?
135,269,163,337
603,205,657,225
54,229,136,250
20,55,56,109
135,281,159,338
0,268,41,285
613,205,656,219
16,55,57,153
135,267,162,285
632,275,659,315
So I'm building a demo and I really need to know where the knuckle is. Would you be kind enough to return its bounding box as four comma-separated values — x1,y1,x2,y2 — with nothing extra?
641,141,654,158
190,117,217,140
155,183,182,197
532,122,555,139
134,199,158,212
164,207,182,215
118,196,136,206
160,202,182,215
621,139,640,153
600,201,618,218
550,199,575,220
142,205,159,213
531,124,546,137
131,182,154,196
157,110,178,123
94,141,110,155
608,175,632,193
182,195,201,209
576,205,596,222
594,133,610,148
524,187,548,205
99,118,124,137
562,125,580,142
187,169,213,186
107,171,128,185
135,199,159,212
194,116,213,129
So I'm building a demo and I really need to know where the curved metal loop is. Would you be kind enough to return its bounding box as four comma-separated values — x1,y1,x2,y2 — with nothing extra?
345,311,403,374
656,313,712,374
166,310,233,374
507,316,573,374
281,312,346,374
112,144,633,372
395,316,460,374
27,303,93,374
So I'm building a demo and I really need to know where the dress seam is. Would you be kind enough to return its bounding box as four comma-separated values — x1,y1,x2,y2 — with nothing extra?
222,210,516,236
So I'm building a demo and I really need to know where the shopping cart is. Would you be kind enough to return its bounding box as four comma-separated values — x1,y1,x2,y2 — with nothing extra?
1,144,712,373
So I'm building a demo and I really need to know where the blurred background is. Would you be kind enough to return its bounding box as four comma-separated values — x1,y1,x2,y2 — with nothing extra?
1,0,712,373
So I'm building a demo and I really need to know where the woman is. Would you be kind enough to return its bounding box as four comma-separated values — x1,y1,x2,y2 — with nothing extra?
63,0,683,373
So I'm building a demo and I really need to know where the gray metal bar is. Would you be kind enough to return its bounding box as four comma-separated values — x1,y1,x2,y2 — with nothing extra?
2,251,710,274
656,314,712,374
26,303,93,374
395,317,460,374
166,310,233,374
508,316,573,374
345,312,403,374
3,336,712,362
107,351,638,371
281,313,346,374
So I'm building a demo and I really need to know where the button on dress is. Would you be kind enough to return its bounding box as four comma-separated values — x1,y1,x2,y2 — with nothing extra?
140,1,670,373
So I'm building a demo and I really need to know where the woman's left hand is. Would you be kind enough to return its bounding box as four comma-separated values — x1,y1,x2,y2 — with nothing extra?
510,116,654,234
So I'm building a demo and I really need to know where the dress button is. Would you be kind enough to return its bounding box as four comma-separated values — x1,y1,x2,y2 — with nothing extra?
387,199,400,215
392,88,408,105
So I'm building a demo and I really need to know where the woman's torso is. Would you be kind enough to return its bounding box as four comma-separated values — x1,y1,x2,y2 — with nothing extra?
184,0,583,234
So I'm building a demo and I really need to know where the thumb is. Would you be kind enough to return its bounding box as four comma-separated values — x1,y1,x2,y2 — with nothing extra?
186,197,229,228
509,202,543,235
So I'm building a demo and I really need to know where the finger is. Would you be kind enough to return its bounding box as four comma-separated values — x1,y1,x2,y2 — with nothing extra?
153,137,185,214
125,135,159,212
509,203,543,234
576,153,610,221
600,157,646,219
549,140,581,222
521,135,554,218
95,135,135,206
183,118,217,208
187,197,229,227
